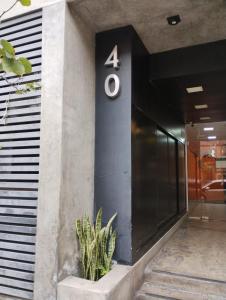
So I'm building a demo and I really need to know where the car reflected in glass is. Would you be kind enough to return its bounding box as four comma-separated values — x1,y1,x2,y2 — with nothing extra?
201,180,226,202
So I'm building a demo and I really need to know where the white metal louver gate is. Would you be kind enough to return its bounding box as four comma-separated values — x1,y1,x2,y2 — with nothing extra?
0,10,42,300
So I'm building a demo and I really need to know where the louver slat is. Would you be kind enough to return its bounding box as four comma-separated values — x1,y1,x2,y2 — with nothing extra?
0,115,41,125
0,267,34,281
0,26,42,41
0,90,41,101
0,140,40,148
0,208,37,216
0,19,42,36
0,165,39,172
0,157,39,164
0,82,41,94
0,199,37,207
0,216,36,225
0,242,36,253
0,286,33,300
0,259,34,272
0,190,38,198
0,182,38,189
0,10,42,299
12,33,42,48
0,73,41,88
0,107,40,117
0,11,42,29
0,123,40,132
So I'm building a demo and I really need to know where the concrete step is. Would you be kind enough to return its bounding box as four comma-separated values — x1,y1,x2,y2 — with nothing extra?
144,270,226,298
137,281,226,300
135,269,226,300
136,291,178,299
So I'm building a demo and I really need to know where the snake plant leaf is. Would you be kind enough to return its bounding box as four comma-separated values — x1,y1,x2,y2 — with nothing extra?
105,213,117,237
75,209,117,281
108,231,116,261
82,216,88,238
95,208,102,233
75,219,82,239
99,227,105,239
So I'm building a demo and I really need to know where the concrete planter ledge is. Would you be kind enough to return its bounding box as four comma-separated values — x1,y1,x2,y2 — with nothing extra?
57,264,133,300
57,215,187,300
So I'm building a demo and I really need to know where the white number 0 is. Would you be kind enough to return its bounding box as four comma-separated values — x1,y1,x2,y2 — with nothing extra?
104,74,120,98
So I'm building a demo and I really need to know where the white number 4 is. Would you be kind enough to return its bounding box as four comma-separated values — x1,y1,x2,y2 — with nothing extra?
104,45,120,69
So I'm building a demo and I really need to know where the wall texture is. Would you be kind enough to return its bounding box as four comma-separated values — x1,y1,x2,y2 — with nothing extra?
0,2,95,300
0,10,42,300
1,0,65,20
33,2,95,300
33,4,66,299
58,2,95,282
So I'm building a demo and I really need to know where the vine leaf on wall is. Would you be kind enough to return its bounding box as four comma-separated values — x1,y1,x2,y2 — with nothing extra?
0,39,32,75
0,0,39,125
20,0,31,6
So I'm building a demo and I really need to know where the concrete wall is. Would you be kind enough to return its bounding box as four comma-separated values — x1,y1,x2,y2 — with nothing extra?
0,1,95,300
34,2,95,300
1,0,65,20
33,3,65,300
0,2,95,300
58,1,95,282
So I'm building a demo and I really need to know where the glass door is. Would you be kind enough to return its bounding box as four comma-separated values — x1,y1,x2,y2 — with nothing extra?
187,135,226,222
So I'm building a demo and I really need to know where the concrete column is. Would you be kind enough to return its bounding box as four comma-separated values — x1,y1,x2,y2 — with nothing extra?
33,3,66,300
34,2,95,300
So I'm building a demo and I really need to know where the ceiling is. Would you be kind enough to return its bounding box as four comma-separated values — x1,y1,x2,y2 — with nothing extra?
71,0,226,53
187,121,226,141
71,0,226,124
153,69,226,124
186,121,226,157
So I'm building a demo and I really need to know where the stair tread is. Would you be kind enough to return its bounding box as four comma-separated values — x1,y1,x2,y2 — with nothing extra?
146,269,226,285
144,270,226,297
139,280,226,300
136,290,179,300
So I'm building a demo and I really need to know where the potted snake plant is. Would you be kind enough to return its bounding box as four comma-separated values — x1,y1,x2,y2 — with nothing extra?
75,208,117,281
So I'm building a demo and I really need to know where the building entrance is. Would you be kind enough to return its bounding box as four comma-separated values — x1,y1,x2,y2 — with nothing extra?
187,122,226,222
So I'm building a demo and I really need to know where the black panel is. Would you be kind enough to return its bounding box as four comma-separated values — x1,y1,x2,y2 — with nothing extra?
156,130,178,227
132,107,157,252
132,107,181,261
156,129,169,226
168,135,178,217
95,27,134,264
95,26,186,265
178,142,186,213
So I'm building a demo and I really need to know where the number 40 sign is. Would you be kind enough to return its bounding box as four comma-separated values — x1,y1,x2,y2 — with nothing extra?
104,45,120,99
